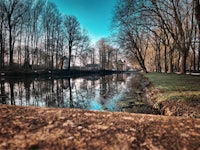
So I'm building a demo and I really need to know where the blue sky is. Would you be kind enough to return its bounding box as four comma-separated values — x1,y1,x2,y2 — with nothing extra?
50,0,117,43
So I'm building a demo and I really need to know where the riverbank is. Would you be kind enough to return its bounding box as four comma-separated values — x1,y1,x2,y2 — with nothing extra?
0,69,125,79
0,104,199,149
145,73,200,118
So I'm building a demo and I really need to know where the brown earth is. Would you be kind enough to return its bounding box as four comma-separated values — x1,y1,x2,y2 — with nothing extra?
145,86,200,118
160,99,200,118
0,105,200,150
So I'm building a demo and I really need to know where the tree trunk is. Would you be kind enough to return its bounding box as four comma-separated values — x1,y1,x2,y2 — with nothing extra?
68,44,72,71
198,42,200,72
198,25,200,72
9,26,13,68
0,26,4,69
61,58,64,70
164,45,167,73
194,0,200,71
168,50,173,73
135,52,148,73
155,48,161,72
180,51,187,74
193,48,196,72
51,54,54,69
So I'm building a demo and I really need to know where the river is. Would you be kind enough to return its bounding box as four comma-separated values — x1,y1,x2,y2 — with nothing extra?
0,72,159,114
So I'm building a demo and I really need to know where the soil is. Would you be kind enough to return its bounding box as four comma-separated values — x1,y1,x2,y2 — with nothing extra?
160,99,200,118
0,105,200,150
145,84,200,118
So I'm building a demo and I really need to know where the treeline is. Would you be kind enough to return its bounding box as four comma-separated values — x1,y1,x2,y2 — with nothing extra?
0,0,92,71
112,0,200,74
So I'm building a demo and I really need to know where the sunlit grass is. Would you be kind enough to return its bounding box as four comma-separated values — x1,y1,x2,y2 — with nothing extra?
145,73,200,102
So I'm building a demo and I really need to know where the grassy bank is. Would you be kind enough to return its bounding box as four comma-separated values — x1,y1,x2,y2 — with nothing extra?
145,73,200,118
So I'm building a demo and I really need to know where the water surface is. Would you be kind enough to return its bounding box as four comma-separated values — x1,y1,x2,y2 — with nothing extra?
0,73,158,114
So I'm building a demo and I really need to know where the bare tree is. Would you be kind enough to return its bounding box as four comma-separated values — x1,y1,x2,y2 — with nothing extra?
112,0,149,73
0,0,91,71
2,0,27,68
194,0,200,71
77,29,91,66
0,1,5,69
149,0,195,74
97,38,107,70
30,0,46,68
64,15,81,71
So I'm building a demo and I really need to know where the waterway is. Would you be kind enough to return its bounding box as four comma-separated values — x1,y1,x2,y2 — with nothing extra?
0,73,159,114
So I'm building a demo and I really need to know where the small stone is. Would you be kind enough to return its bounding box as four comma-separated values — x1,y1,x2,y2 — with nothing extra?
68,136,74,140
48,121,53,124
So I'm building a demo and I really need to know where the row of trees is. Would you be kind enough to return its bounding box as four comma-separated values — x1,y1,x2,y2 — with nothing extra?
96,38,122,70
112,0,200,74
0,0,93,71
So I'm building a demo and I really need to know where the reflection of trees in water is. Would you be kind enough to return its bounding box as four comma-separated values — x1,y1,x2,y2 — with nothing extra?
68,78,73,108
71,78,97,109
43,79,68,107
10,82,15,105
0,74,128,110
0,79,66,107
24,80,31,105
0,81,6,104
0,74,157,114
100,75,125,100
56,79,64,107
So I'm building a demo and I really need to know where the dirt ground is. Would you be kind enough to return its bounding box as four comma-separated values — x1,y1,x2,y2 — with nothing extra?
145,86,200,118
0,105,200,150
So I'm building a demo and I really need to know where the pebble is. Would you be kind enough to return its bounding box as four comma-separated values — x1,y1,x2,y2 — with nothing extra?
78,126,83,130
68,136,74,140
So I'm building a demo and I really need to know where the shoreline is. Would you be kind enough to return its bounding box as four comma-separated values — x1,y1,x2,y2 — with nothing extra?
0,69,128,79
1,71,199,118
144,79,200,118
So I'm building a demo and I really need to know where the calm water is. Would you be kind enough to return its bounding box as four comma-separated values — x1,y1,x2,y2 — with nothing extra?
0,73,158,114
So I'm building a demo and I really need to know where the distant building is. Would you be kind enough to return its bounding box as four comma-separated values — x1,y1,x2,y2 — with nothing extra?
114,60,127,71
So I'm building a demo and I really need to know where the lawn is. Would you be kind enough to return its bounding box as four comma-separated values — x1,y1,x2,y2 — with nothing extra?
145,73,200,103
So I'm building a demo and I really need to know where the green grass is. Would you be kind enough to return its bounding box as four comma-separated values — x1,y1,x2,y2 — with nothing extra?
145,73,200,102
146,73,200,91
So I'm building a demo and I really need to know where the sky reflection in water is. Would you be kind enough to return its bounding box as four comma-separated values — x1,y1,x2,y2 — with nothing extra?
0,73,132,112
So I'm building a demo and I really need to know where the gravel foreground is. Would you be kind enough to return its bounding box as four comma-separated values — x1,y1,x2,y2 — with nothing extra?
0,105,200,150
